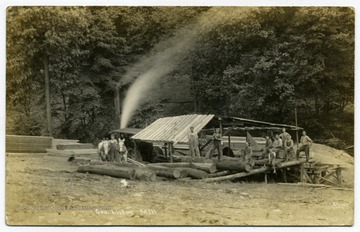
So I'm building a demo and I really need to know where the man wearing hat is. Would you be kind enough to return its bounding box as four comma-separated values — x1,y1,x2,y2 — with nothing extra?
188,126,200,157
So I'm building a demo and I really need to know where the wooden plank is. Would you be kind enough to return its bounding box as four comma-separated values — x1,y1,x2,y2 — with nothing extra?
336,168,343,186
319,176,339,186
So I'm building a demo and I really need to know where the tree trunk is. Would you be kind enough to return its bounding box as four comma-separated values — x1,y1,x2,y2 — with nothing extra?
180,168,208,179
179,156,213,163
204,159,307,182
190,163,217,173
150,162,216,173
77,165,136,180
44,55,52,136
146,164,187,179
214,160,253,172
208,170,231,178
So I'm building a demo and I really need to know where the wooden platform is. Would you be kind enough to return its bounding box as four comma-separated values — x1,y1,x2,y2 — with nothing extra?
300,162,344,186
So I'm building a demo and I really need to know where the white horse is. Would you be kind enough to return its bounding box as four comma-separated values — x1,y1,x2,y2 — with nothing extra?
98,140,110,161
118,138,128,162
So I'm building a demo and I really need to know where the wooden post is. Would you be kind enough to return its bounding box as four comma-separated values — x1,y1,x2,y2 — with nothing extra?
170,143,173,163
335,167,342,186
227,131,231,156
282,169,287,183
295,105,299,149
44,55,52,136
219,117,223,134
164,143,168,157
265,173,268,184
300,164,304,182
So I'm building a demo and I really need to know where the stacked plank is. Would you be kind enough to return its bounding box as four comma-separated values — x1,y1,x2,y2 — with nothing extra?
6,135,52,153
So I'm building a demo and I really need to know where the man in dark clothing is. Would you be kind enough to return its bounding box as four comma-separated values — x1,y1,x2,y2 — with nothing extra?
210,128,223,161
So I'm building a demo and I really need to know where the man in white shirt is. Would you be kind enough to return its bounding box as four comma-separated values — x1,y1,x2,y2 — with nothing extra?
296,131,313,162
188,127,200,157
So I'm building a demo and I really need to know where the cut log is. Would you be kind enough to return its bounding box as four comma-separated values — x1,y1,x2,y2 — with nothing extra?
151,169,182,179
204,166,270,182
77,165,136,180
254,158,283,166
180,168,208,179
179,156,213,163
87,161,156,181
151,162,190,168
214,160,253,172
128,158,146,167
208,170,231,178
133,169,157,182
275,159,307,168
204,159,307,182
150,162,216,174
190,163,217,173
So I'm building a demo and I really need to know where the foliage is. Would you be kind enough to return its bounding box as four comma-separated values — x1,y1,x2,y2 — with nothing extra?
6,7,354,146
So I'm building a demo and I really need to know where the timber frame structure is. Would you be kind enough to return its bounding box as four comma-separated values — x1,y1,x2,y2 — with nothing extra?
111,114,344,185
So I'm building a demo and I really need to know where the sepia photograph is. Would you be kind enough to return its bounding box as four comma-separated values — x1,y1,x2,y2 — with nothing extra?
3,3,355,227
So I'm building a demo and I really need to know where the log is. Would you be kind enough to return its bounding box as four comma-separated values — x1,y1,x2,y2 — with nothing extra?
204,166,270,182
204,159,307,182
77,165,136,180
146,164,187,178
254,158,286,166
151,162,190,168
180,168,208,179
134,168,157,182
150,162,216,174
190,163,217,173
214,160,253,172
275,159,306,168
179,156,213,163
128,158,146,167
151,169,182,179
87,162,156,181
208,170,231,178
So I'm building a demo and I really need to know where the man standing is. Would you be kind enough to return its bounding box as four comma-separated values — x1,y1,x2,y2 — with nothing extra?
272,134,283,156
109,133,119,162
188,126,200,157
279,128,290,148
284,134,294,161
210,128,223,161
296,131,313,162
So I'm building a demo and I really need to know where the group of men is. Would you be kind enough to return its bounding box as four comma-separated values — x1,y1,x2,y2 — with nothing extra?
187,126,313,165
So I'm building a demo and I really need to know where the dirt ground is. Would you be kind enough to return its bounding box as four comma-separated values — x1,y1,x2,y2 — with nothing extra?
5,144,354,226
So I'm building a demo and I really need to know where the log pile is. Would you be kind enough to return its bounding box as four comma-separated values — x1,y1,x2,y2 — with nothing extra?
72,154,307,183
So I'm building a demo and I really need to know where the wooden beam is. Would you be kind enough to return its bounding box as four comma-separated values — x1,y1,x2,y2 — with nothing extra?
319,176,339,186
336,168,343,186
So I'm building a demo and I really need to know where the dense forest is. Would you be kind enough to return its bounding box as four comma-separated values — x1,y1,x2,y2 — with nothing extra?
6,7,354,148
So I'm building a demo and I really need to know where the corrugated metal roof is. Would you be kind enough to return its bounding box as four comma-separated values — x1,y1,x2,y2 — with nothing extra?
131,114,215,144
